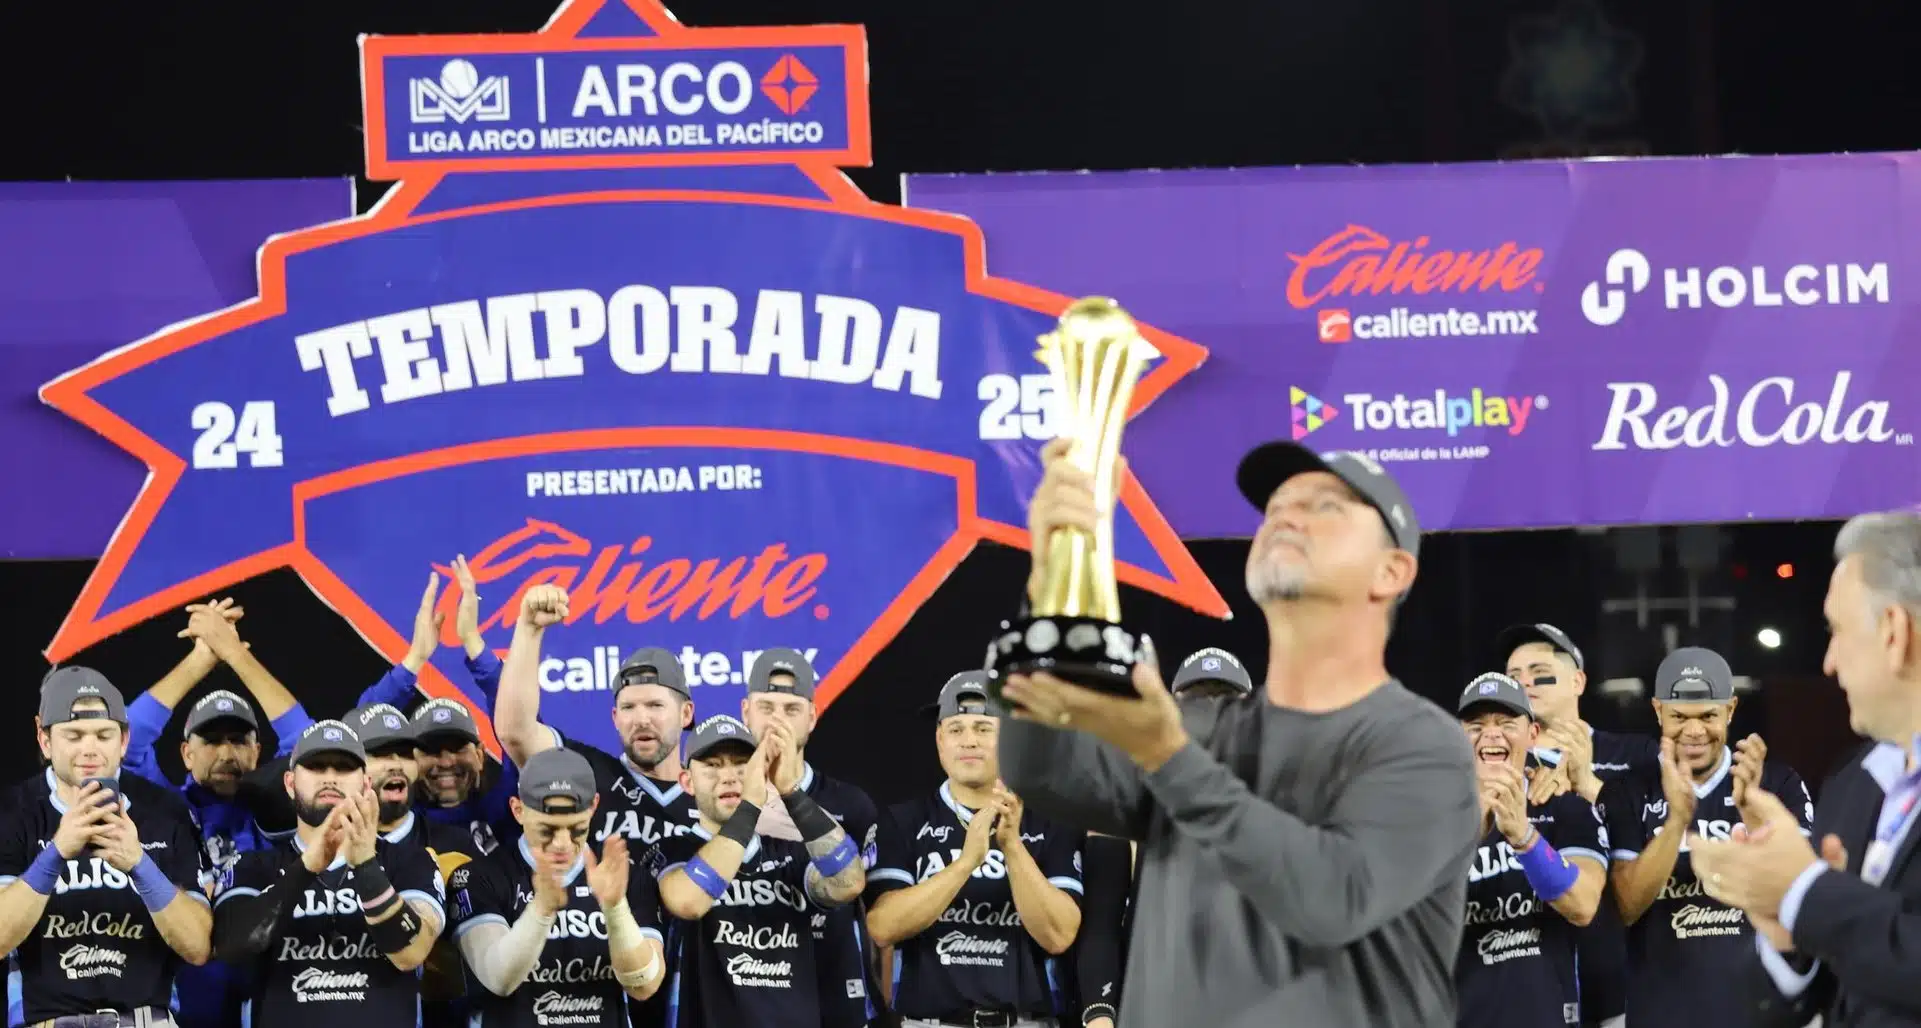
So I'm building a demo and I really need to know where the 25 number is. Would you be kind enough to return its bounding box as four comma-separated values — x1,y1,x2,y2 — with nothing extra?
191,401,285,470
978,374,1058,441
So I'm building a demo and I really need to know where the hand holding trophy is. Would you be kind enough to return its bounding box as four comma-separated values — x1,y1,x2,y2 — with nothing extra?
987,297,1159,703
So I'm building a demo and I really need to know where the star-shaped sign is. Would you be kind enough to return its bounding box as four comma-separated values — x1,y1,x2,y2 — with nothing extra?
39,0,1229,749
1500,0,1644,141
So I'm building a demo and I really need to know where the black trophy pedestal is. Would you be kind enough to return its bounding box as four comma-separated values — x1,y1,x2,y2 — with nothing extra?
985,614,1143,703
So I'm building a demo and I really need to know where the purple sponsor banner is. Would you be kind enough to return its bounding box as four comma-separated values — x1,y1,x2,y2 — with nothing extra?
0,179,353,558
907,155,1921,536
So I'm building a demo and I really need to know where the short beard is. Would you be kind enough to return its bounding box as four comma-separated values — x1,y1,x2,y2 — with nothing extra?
626,740,668,773
295,798,337,828
1245,560,1306,605
378,798,412,824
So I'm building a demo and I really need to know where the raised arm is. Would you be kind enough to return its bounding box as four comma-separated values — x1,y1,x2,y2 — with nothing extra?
1141,700,1479,948
341,792,444,972
184,605,312,750
125,640,222,787
993,789,1081,955
763,724,863,908
494,585,569,768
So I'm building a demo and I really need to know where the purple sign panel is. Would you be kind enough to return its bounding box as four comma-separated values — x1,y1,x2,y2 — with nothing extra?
0,179,353,558
907,156,1921,535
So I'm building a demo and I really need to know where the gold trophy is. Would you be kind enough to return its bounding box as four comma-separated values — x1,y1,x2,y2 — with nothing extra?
987,296,1160,701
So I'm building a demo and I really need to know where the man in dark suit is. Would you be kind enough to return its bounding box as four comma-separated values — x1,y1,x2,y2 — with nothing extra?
1692,510,1921,1027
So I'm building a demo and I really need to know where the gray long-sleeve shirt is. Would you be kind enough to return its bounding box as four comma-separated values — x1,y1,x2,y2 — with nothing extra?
1000,681,1480,1028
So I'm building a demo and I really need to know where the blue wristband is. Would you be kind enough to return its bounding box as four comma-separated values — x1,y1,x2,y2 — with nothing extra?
129,855,179,912
684,857,729,901
23,847,64,896
1514,835,1580,902
811,835,859,878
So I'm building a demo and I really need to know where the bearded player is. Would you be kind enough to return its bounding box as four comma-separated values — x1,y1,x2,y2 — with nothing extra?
211,720,445,1028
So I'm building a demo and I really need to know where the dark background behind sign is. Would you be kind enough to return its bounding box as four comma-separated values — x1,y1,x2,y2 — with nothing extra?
0,0,1900,799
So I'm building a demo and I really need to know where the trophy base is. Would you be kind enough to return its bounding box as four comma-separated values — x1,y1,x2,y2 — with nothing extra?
985,614,1144,702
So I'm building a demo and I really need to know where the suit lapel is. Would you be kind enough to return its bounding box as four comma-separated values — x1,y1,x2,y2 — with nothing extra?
1846,763,1880,874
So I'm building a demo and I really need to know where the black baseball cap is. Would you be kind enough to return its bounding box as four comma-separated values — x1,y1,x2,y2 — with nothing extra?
183,689,258,738
1235,443,1421,560
929,670,992,721
412,698,481,747
39,667,128,727
518,748,597,812
1458,672,1534,720
1170,647,1253,697
686,715,757,762
1496,623,1587,671
747,648,815,699
347,702,414,753
616,647,689,698
1654,647,1735,703
291,720,366,768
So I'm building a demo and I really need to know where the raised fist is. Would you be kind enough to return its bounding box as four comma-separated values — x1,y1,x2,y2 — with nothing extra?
519,584,570,629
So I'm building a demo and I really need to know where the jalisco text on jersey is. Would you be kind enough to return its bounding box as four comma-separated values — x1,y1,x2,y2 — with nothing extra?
294,286,945,417
1284,226,1544,308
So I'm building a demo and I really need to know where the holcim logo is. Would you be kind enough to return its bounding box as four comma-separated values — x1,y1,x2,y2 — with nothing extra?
1591,371,1910,451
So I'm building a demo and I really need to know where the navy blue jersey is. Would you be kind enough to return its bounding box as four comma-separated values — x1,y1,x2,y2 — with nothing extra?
648,829,825,1028
1605,751,1813,1028
868,784,1083,1022
449,836,664,1028
0,771,208,1023
215,832,446,1028
1455,790,1609,1028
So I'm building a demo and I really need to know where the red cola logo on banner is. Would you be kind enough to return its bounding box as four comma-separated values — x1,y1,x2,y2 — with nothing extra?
38,0,1226,751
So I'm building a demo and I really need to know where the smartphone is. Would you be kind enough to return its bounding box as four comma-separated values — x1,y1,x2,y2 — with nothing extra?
80,777,121,812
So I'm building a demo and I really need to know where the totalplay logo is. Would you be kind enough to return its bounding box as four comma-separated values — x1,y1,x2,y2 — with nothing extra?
1290,387,1340,440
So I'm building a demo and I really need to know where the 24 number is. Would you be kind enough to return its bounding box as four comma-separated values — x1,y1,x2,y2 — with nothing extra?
191,401,285,470
978,374,1059,441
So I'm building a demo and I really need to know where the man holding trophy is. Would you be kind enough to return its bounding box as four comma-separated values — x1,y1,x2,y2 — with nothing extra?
992,297,1482,1027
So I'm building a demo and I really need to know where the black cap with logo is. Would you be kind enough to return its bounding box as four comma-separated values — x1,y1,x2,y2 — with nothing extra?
1170,647,1253,697
1654,646,1735,703
746,648,815,699
1457,672,1534,721
412,698,481,747
1495,622,1587,671
518,747,598,812
291,720,367,768
39,667,128,727
616,647,689,698
348,702,415,753
1235,443,1421,559
931,670,992,721
686,715,757,762
183,689,258,738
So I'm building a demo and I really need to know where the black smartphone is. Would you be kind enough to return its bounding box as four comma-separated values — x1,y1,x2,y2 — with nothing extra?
80,776,121,811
